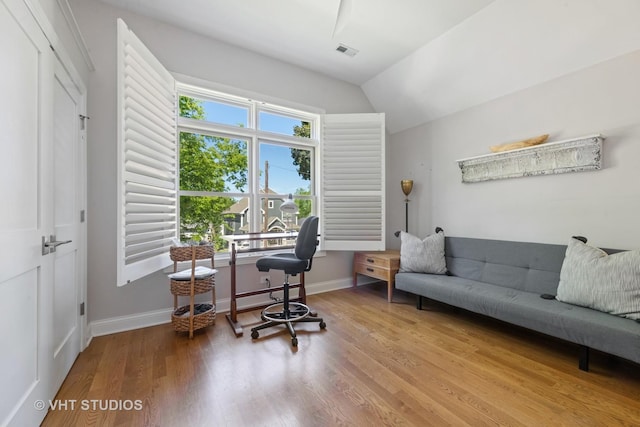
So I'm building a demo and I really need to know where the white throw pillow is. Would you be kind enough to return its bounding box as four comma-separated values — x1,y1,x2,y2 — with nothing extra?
556,237,640,320
399,230,447,275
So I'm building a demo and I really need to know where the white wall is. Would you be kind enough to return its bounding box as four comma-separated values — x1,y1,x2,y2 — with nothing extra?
390,49,640,250
69,0,374,324
385,125,433,248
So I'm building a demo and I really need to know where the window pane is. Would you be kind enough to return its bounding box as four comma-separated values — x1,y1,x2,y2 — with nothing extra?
180,132,248,192
180,195,248,253
179,95,248,127
259,111,311,137
259,142,311,196
259,196,306,248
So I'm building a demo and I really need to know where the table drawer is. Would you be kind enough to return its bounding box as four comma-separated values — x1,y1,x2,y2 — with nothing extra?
354,263,390,281
354,252,397,269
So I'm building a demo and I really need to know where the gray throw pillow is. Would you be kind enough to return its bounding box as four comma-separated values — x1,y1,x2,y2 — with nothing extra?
399,230,447,274
556,237,640,320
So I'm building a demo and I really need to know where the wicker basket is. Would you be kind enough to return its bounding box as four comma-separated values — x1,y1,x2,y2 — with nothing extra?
170,275,215,296
169,245,214,262
171,303,216,332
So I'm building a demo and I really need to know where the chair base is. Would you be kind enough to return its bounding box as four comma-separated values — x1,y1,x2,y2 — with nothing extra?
251,302,326,347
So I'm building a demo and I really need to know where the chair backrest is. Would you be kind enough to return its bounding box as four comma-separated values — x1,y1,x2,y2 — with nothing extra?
295,216,319,261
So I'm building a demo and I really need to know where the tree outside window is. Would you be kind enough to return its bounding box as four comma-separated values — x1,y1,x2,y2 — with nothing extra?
179,96,247,249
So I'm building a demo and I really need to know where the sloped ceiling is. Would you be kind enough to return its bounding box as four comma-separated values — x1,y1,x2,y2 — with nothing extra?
364,0,640,133
97,0,494,85
96,0,640,134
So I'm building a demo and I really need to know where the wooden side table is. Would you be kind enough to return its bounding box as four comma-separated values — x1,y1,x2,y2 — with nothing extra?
353,250,400,302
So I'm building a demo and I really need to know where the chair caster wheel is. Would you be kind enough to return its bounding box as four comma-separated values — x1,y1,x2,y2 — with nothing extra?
320,321,326,329
251,330,259,339
292,337,298,347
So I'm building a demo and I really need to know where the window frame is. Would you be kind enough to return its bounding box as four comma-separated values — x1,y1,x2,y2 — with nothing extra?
176,82,320,258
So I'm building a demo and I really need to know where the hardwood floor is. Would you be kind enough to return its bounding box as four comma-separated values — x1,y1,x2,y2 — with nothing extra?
43,283,640,426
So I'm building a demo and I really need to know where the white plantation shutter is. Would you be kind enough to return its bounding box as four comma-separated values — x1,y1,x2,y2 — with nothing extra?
117,19,177,286
322,113,385,251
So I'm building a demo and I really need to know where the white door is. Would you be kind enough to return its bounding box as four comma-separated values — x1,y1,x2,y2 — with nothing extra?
51,58,83,394
0,0,55,425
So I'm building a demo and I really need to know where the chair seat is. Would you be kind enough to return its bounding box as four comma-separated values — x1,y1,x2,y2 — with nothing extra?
256,253,308,275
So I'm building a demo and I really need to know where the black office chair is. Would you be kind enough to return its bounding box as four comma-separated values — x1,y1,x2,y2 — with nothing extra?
251,216,326,346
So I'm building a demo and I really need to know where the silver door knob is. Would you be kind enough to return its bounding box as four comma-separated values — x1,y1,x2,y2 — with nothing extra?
42,235,72,255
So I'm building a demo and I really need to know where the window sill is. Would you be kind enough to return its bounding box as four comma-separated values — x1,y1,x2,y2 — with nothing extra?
163,249,326,273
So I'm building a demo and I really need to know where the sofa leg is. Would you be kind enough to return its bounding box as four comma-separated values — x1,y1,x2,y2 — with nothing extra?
416,295,422,310
579,345,590,372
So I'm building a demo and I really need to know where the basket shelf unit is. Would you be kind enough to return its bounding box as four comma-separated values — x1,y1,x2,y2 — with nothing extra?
169,245,217,338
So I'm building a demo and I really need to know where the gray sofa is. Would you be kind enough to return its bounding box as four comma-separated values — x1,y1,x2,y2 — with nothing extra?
395,236,640,371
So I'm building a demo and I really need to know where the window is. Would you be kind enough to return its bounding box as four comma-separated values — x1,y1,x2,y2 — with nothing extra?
176,85,319,255
117,19,385,286
180,95,248,128
258,110,311,137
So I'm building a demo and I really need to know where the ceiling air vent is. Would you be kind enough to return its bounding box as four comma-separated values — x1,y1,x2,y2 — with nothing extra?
335,43,358,57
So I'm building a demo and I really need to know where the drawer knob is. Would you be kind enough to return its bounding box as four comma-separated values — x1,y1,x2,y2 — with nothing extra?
366,258,375,263
366,267,374,272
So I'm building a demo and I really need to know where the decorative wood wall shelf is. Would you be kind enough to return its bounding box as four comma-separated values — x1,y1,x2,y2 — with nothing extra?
456,134,604,183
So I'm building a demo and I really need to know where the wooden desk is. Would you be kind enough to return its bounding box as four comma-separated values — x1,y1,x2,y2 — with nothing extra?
223,232,308,337
353,250,400,302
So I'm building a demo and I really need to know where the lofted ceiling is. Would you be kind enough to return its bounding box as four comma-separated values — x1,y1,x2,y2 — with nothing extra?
97,0,640,134
97,0,494,85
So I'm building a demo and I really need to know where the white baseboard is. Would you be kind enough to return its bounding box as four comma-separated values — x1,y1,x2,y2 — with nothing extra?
88,277,356,338
83,324,93,350
90,307,174,337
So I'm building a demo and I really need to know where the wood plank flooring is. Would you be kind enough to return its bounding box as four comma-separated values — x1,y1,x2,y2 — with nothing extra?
43,283,640,426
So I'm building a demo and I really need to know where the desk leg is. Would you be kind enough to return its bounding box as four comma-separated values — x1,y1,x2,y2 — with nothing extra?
225,243,243,337
387,278,394,303
225,315,243,337
300,271,319,317
299,272,306,304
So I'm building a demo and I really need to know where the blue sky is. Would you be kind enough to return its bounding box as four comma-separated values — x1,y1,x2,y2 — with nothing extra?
202,102,310,195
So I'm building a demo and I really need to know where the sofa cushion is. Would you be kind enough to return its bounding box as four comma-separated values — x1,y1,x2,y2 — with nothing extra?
556,237,640,320
445,237,567,295
399,230,447,274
